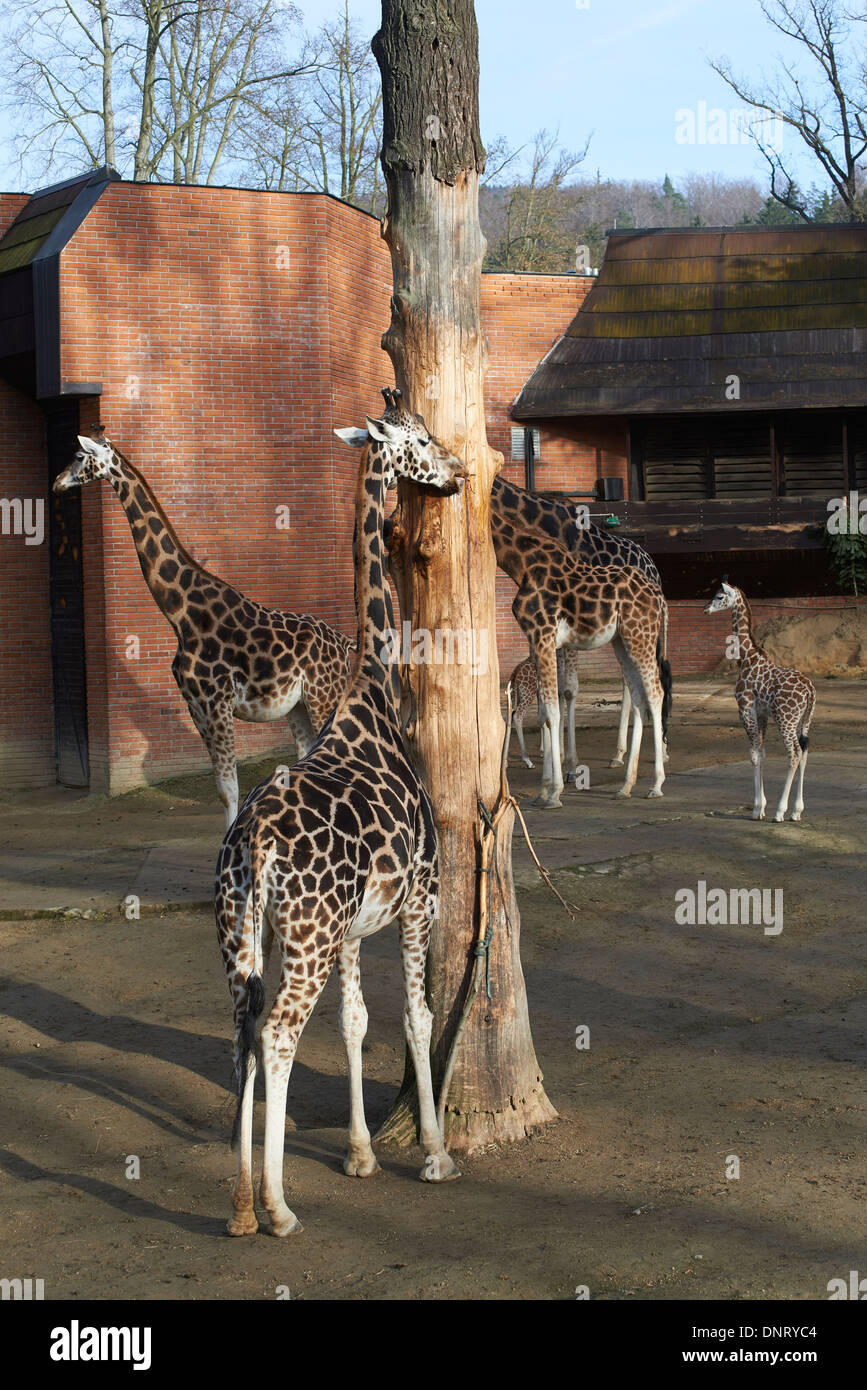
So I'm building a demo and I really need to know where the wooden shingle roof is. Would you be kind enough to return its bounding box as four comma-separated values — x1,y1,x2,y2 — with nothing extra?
512,225,867,417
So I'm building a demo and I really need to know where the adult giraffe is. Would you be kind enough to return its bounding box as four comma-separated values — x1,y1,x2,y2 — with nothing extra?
53,431,353,827
215,399,466,1237
490,471,668,773
381,390,671,807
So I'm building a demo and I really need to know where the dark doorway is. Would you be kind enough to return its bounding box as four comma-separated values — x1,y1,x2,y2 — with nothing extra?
45,400,89,786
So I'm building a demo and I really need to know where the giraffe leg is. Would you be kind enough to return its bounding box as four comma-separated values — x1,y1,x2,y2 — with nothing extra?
612,641,646,798
533,642,564,809
561,660,579,784
616,699,643,798
259,943,338,1236
738,700,765,820
513,711,533,768
286,703,316,761
792,688,815,821
646,694,666,797
610,676,631,768
190,698,238,828
229,1047,259,1236
791,748,808,821
216,858,260,1236
398,888,459,1183
337,939,379,1178
774,735,802,823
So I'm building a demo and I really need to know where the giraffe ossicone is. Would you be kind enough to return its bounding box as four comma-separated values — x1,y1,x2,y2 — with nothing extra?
215,396,465,1238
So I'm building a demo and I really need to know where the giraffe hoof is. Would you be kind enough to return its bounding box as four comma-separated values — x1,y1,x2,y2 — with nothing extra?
226,1211,259,1237
773,813,785,823
753,811,766,821
791,811,802,822
522,759,534,769
615,788,631,799
608,757,624,769
343,1152,381,1178
420,1153,461,1183
645,789,663,799
267,1214,303,1237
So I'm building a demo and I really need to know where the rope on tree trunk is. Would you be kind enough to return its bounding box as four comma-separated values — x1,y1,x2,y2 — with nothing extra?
435,685,578,1134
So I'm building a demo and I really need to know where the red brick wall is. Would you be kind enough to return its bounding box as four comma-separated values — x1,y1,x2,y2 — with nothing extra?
60,185,396,792
56,188,602,793
4,181,845,796
669,595,857,677
0,194,29,230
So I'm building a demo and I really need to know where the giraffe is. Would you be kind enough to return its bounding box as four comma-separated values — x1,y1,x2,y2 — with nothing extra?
508,648,580,772
214,398,466,1238
53,431,353,828
704,580,816,822
490,472,669,772
379,391,671,808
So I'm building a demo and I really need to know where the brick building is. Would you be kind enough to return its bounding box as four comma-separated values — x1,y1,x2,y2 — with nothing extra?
0,175,856,793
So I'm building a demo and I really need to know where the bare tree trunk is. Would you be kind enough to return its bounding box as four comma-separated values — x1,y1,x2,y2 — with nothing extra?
99,0,117,168
372,0,556,1153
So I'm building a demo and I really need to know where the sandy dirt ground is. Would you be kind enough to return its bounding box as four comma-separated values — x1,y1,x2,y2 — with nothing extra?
0,676,865,1301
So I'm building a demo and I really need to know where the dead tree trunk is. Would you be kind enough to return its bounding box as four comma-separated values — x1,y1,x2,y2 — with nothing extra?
372,0,556,1151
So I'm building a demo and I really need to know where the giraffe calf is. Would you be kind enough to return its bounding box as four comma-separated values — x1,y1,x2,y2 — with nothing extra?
507,650,580,775
704,581,816,822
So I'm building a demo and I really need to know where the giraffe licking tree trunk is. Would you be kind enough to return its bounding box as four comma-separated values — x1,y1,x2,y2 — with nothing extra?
215,402,466,1237
53,433,353,827
704,580,816,822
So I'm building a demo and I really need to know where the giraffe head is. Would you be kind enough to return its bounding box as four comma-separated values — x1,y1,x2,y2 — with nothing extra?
54,432,122,493
334,388,468,495
703,577,740,614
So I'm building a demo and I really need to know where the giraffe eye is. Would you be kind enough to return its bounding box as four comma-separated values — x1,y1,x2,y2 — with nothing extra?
417,437,429,447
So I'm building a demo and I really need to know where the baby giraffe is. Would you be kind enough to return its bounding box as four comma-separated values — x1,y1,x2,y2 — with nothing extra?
508,649,580,772
215,399,466,1238
704,580,816,822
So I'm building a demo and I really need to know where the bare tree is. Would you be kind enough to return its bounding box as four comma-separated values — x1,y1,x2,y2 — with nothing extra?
0,0,314,185
483,128,589,272
710,0,867,220
240,1,383,211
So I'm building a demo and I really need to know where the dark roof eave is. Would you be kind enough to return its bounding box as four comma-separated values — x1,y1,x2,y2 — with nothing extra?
512,390,867,419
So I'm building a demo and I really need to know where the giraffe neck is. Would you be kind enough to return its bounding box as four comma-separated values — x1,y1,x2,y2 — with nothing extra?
109,453,208,612
348,442,398,704
732,591,759,659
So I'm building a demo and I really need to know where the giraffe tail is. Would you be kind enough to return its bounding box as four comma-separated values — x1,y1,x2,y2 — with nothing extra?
657,626,673,739
231,843,269,1148
798,685,816,751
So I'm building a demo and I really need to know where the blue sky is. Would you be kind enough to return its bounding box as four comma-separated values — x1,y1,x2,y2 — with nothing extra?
0,0,819,192
305,0,816,189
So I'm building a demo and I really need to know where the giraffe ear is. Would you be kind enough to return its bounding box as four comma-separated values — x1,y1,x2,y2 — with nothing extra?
333,427,369,448
365,416,400,443
77,435,102,455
